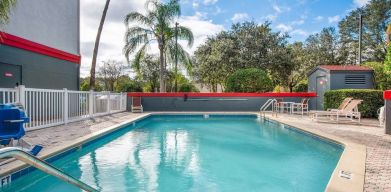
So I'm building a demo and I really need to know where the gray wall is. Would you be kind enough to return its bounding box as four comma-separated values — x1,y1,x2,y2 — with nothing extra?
308,69,374,110
4,0,80,55
329,71,374,90
308,69,329,110
0,45,79,90
127,97,315,112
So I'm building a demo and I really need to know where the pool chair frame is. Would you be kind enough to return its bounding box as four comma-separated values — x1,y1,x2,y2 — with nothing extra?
292,98,310,116
131,96,143,113
311,99,362,123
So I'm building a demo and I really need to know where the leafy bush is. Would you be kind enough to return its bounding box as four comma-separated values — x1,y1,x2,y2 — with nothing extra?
363,62,391,90
293,80,308,92
225,68,273,92
119,81,143,92
324,89,383,118
179,83,199,92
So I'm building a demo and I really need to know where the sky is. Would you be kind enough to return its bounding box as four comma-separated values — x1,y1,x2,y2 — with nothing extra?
79,0,370,77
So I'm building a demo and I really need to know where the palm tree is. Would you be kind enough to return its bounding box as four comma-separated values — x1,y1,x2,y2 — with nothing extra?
124,0,193,92
0,0,17,40
89,0,111,90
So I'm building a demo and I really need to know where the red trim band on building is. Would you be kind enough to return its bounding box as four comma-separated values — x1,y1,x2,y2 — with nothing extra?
384,90,391,100
127,92,317,97
0,32,81,64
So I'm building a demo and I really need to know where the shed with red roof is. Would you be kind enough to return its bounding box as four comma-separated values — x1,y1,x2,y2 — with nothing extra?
308,65,374,110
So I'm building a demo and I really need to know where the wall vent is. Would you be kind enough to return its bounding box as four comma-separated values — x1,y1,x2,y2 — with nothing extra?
345,75,366,85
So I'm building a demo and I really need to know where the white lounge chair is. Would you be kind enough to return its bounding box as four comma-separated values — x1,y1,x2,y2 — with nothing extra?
311,99,362,123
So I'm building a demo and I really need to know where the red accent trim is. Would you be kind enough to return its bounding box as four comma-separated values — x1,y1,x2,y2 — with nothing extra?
0,32,80,64
384,90,391,100
127,92,317,97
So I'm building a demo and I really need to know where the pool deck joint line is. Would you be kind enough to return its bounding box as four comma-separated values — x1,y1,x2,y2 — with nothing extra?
0,111,387,192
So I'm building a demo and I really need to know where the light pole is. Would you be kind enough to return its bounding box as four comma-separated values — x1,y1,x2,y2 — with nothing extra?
358,14,363,65
175,22,179,92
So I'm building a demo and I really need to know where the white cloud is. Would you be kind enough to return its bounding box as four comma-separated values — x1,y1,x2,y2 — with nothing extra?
272,4,282,13
192,2,199,8
314,16,323,22
231,13,249,23
328,15,340,23
291,29,308,36
276,24,292,32
354,0,369,7
291,19,304,25
203,0,218,5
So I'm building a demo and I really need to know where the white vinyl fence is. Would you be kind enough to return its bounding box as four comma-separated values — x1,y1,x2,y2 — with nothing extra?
0,85,127,131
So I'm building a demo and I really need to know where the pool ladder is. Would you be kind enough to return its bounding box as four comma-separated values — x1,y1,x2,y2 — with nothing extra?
0,147,98,192
260,99,278,117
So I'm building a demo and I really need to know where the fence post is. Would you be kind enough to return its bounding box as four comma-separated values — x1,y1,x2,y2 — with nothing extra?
63,88,68,124
89,90,94,117
107,91,111,114
119,92,123,111
17,85,26,107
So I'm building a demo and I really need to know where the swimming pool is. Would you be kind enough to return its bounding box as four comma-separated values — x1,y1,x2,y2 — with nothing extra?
3,114,342,191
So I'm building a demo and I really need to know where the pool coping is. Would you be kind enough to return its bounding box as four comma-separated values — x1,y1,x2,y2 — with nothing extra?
0,112,365,192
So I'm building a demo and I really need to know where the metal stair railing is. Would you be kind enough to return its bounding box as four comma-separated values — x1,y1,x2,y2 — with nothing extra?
0,147,98,192
260,99,277,117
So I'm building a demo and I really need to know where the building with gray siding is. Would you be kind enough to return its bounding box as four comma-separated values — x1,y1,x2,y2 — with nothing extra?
308,65,374,110
0,0,80,90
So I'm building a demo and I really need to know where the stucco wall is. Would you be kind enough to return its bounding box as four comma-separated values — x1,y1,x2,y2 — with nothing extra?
127,96,315,112
0,45,79,90
3,0,80,55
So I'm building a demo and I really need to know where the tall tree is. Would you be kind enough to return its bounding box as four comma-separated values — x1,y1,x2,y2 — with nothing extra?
89,0,111,90
97,60,125,91
0,0,16,40
339,0,391,63
123,0,193,92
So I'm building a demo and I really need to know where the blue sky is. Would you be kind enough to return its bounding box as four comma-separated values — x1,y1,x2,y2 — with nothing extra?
179,0,368,42
79,0,369,76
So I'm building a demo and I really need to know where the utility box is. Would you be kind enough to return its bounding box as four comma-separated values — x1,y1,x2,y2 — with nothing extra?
308,65,374,110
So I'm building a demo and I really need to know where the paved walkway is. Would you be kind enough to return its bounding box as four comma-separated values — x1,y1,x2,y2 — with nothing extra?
265,113,391,192
3,112,391,191
23,112,144,150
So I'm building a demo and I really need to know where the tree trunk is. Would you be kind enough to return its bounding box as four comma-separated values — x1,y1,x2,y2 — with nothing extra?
89,0,110,90
159,45,166,92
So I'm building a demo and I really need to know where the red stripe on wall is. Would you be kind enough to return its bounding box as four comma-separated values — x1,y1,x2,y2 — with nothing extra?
0,32,81,64
384,90,391,100
127,92,317,97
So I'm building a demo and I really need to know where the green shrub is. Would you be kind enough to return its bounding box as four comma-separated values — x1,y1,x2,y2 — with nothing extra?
225,68,273,92
179,83,199,92
324,89,383,118
293,80,308,92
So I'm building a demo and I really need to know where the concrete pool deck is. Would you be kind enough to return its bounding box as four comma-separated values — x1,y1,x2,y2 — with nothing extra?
0,112,389,191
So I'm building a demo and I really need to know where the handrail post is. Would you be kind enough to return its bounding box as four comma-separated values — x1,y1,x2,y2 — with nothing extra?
63,88,68,124
89,90,94,117
17,85,26,107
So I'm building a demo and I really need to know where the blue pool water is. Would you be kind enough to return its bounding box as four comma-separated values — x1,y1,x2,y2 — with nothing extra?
3,115,342,192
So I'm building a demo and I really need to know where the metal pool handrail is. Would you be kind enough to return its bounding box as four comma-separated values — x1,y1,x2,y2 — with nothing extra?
0,147,98,192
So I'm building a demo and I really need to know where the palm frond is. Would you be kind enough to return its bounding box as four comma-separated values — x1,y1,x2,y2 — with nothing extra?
123,31,151,61
0,0,16,25
131,44,148,75
124,12,152,27
177,26,194,47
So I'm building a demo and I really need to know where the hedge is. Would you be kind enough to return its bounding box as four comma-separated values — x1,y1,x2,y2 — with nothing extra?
225,68,273,92
324,89,384,118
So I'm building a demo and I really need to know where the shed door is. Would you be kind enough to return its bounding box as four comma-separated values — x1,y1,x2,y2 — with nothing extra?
316,76,327,110
0,63,22,88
